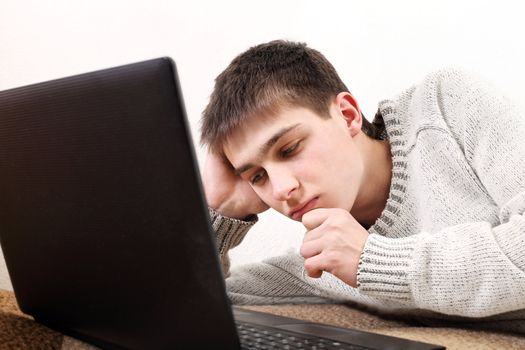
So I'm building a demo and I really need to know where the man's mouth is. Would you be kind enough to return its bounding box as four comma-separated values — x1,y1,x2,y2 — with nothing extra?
290,197,319,221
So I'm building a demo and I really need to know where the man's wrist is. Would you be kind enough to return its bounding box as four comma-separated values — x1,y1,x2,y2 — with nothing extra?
213,201,253,221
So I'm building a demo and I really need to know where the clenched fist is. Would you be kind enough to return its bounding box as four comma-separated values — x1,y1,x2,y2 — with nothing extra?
300,208,369,287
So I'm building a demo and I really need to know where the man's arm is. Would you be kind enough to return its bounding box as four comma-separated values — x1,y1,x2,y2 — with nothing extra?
208,207,256,277
202,151,269,276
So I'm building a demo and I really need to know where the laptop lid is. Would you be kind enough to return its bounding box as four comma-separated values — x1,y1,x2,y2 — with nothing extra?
0,58,240,349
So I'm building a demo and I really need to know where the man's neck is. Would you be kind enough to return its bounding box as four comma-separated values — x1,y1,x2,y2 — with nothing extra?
351,134,392,228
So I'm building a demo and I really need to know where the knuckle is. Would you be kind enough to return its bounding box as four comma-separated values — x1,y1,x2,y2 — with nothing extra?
325,250,340,266
302,211,313,225
324,220,339,232
303,260,315,273
324,211,349,230
299,245,308,258
333,208,348,220
325,235,339,247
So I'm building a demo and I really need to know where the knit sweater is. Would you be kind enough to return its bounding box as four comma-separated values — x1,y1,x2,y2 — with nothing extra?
209,68,525,332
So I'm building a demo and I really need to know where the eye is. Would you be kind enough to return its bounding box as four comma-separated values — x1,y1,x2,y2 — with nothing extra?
250,170,266,185
281,142,300,158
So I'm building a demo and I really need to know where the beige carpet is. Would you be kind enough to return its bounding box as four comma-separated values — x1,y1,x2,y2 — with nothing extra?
1,289,524,349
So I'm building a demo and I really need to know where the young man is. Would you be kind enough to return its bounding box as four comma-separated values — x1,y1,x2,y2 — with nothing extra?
200,40,525,331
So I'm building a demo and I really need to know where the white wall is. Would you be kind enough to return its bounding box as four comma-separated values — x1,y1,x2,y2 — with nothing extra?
1,0,524,291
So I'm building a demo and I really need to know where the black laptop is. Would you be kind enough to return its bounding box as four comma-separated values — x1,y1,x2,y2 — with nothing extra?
0,58,445,350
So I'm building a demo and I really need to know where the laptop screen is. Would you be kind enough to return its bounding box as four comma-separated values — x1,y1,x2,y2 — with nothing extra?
0,58,240,349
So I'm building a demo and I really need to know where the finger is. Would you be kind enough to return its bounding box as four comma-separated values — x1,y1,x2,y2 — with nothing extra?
301,208,333,230
302,226,325,243
299,238,323,259
303,254,327,279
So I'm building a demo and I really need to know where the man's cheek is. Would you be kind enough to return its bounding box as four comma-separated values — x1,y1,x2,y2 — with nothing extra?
252,189,268,205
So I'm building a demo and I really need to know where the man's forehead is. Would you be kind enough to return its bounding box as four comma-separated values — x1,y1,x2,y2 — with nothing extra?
222,105,323,165
224,106,308,147
223,114,281,156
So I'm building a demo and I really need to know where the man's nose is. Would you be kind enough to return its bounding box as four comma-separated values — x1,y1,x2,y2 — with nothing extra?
269,167,299,201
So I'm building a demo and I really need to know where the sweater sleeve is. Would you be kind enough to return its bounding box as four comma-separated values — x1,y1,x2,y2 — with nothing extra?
208,208,257,277
209,208,333,304
357,69,525,317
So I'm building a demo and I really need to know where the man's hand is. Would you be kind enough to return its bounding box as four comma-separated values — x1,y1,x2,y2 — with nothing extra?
202,151,269,220
299,208,369,287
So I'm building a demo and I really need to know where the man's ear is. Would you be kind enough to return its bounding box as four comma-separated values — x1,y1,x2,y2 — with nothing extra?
335,92,362,137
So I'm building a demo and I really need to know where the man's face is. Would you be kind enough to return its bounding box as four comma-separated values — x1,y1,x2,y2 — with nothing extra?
223,102,365,221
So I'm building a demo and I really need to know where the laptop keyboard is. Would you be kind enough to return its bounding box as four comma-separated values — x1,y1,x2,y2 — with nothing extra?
236,321,372,349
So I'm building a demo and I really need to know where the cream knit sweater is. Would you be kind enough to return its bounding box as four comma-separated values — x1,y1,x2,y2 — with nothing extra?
210,68,525,332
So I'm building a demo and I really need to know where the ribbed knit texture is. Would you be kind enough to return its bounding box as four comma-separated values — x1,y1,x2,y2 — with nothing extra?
209,208,257,277
213,68,525,331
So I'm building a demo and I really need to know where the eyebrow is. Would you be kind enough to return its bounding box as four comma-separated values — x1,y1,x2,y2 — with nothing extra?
234,123,301,176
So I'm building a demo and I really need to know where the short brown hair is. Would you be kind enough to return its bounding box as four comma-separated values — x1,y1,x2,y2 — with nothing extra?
200,40,382,154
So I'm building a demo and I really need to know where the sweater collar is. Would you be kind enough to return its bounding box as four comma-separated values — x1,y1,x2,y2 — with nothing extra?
368,100,409,237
